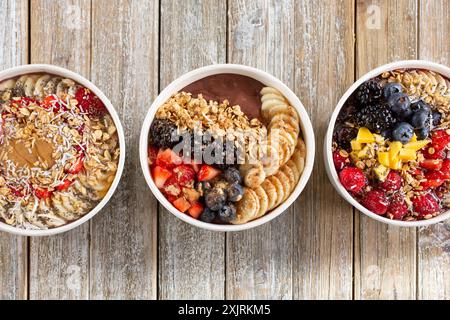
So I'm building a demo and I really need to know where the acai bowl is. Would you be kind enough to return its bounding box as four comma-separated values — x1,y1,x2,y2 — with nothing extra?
0,65,125,236
140,64,315,231
325,61,450,227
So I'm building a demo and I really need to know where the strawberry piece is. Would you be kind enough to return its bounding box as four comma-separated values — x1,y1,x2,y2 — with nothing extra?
173,197,191,213
66,156,84,174
441,159,450,179
165,194,177,203
172,165,196,187
421,171,445,189
41,95,63,111
412,194,440,218
361,190,389,215
338,167,367,193
422,146,445,160
11,97,38,108
387,193,408,220
333,150,350,171
431,130,450,151
163,175,182,196
75,87,106,117
187,201,204,219
152,166,172,188
197,165,221,182
380,171,402,192
156,148,182,169
420,159,443,171
35,188,52,199
55,179,73,191
148,146,159,167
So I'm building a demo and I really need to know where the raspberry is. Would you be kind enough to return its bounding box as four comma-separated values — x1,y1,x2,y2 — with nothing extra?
361,190,389,215
380,171,402,192
412,194,440,218
421,171,445,189
75,87,106,117
387,193,408,220
333,150,350,171
339,167,367,193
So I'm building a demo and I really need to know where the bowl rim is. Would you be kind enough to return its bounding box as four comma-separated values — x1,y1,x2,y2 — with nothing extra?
139,64,316,232
324,59,450,227
0,64,126,236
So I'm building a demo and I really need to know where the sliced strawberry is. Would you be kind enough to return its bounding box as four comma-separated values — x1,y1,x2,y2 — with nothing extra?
152,166,172,188
431,130,450,151
165,194,177,203
173,197,191,213
421,171,445,189
148,146,159,167
197,165,221,182
41,95,63,111
420,159,443,171
66,156,84,174
55,179,73,191
35,188,52,199
75,87,106,117
422,146,445,160
441,159,450,179
187,201,204,219
11,97,38,108
156,148,182,169
163,175,181,196
172,165,196,187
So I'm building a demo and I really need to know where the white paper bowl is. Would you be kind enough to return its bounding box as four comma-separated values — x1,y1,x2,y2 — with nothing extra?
0,64,126,236
325,60,450,227
140,64,315,231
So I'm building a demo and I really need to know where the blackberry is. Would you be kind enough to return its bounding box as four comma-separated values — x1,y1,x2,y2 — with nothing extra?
337,102,357,123
334,125,358,149
355,80,382,106
355,103,397,132
149,119,180,149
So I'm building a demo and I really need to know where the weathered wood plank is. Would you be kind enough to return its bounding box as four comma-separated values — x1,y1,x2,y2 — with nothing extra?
417,0,450,300
225,0,295,300
158,0,226,300
0,1,29,300
354,0,418,300
292,0,355,299
89,0,158,299
28,0,91,300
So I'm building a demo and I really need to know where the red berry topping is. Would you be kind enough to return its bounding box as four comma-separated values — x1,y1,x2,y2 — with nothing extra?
41,95,63,111
66,156,84,174
156,148,182,169
440,159,450,179
421,171,445,189
361,190,389,215
55,179,73,191
163,175,181,197
420,159,443,171
333,150,350,171
431,130,450,151
152,166,172,189
172,165,196,187
11,97,38,108
187,201,204,219
412,194,440,218
173,197,191,213
34,188,52,199
338,167,367,193
380,171,402,192
197,165,221,182
422,146,445,160
148,146,159,167
387,193,408,220
75,87,106,117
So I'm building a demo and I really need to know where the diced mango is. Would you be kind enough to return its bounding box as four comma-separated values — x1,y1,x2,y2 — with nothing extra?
410,133,417,142
373,134,384,144
389,141,403,162
373,164,390,182
378,152,390,167
357,145,371,159
389,158,403,170
350,151,360,163
356,127,375,143
403,140,431,151
399,148,417,161
351,139,363,151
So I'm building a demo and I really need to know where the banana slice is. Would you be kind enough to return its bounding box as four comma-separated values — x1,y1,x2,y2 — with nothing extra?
33,74,51,98
268,175,284,208
254,186,269,218
24,75,40,97
43,76,62,95
286,160,300,184
0,78,16,91
232,188,260,224
13,75,28,96
274,170,291,202
261,180,277,211
280,165,296,191
241,163,266,189
292,138,306,175
56,78,76,98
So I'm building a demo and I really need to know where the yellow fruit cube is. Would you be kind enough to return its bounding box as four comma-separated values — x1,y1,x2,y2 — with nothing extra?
358,145,371,159
356,127,375,143
351,139,363,151
403,140,431,151
350,151,360,163
373,134,384,144
378,152,390,167
389,141,403,162
410,133,417,142
389,159,403,170
399,148,416,161
374,164,390,182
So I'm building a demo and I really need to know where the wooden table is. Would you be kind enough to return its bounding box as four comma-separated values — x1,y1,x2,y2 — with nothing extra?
0,0,449,300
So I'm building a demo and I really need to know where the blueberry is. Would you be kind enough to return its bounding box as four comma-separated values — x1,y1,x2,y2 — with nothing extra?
227,182,244,202
217,203,237,223
224,167,242,184
392,122,414,144
383,82,403,99
432,111,442,126
204,187,226,211
416,127,430,140
411,100,431,114
199,208,217,223
410,109,431,129
388,93,412,120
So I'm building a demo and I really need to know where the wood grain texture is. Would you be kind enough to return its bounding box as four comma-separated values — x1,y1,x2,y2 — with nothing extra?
89,0,158,299
354,0,418,300
0,0,28,300
158,0,226,300
417,0,450,300
293,0,355,300
226,0,295,300
28,0,91,300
